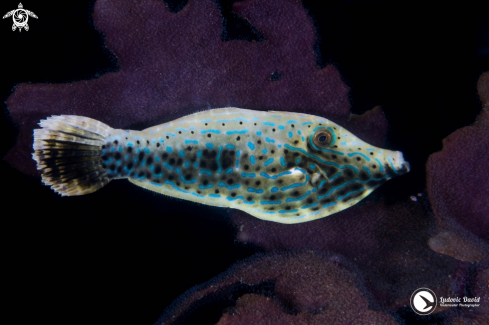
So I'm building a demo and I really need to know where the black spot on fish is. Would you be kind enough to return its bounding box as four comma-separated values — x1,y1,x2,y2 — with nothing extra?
271,168,276,172
230,150,235,156
102,145,106,149
110,164,116,171
255,181,261,186
200,161,207,168
117,166,122,173
227,179,234,185
332,155,337,159
370,152,374,156
293,152,300,157
146,172,151,178
312,207,319,211
127,162,133,170
294,140,299,144
187,146,192,151
146,157,153,165
202,179,209,186
284,149,289,154
273,128,276,132
130,172,135,177
138,151,145,160
286,162,294,168
255,166,260,171
293,191,299,196
372,165,377,169
259,156,263,160
157,143,160,147
247,196,252,201
271,150,275,154
169,158,175,165
207,134,211,138
162,153,168,159
127,147,133,153
236,136,241,141
221,152,234,170
215,189,220,194
154,165,161,174
138,172,144,177
185,174,192,180
244,165,249,170
137,140,140,145
257,140,262,145
114,140,118,145
153,179,160,183
177,158,183,165
285,206,291,210
231,193,237,197
307,198,313,203
168,175,174,180
278,179,283,184
102,155,108,161
359,170,369,181
270,195,276,200
210,162,218,171
166,136,169,139
344,169,354,179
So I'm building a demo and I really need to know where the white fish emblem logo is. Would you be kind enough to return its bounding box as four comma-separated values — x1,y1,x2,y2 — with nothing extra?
3,3,38,32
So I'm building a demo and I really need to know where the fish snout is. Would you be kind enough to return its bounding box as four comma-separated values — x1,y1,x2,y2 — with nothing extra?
391,151,410,174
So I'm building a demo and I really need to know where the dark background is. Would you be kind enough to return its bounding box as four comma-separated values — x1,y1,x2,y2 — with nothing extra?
1,0,488,324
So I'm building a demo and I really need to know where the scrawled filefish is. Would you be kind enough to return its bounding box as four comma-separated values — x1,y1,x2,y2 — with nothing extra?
32,107,410,223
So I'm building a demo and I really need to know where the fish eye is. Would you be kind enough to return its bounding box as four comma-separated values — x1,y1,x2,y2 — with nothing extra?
313,130,332,147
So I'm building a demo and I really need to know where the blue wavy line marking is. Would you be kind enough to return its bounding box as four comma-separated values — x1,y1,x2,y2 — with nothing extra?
185,140,198,144
256,131,262,136
288,131,293,138
149,165,154,171
375,158,384,172
323,202,337,208
301,202,318,209
235,160,239,168
206,143,214,149
200,119,212,122
329,172,342,180
280,157,286,167
165,132,175,137
279,209,299,213
241,172,256,178
217,146,223,174
132,158,137,163
286,190,312,202
280,175,310,191
336,188,363,201
296,158,301,164
155,156,160,162
127,142,134,146
150,181,162,187
180,175,197,184
279,126,285,130
232,118,249,122
225,168,233,174
184,161,190,168
263,122,275,126
179,150,186,157
111,147,115,152
259,171,292,179
218,182,241,190
250,155,256,165
301,122,313,125
166,146,173,153
226,144,235,149
164,180,205,198
200,169,212,176
247,187,264,194
265,137,275,143
124,166,133,172
362,166,372,178
226,130,248,135
243,200,255,205
201,129,221,134
216,119,229,123
388,156,398,174
262,148,268,154
198,183,214,189
159,139,164,143
248,142,255,150
175,128,187,132
193,162,199,168
287,120,297,124
141,159,146,167
197,150,202,158
271,187,279,193
347,152,371,161
284,144,357,173
341,142,347,145
264,158,274,166
309,164,316,169
367,148,375,151
260,200,281,205
119,147,123,152
209,194,221,198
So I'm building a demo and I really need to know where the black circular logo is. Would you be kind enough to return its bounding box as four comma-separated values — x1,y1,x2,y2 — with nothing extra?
410,288,437,315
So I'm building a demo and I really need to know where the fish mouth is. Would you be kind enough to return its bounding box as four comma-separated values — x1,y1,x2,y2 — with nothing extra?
391,151,411,175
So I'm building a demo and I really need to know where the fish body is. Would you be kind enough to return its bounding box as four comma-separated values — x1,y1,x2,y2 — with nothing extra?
33,107,410,223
